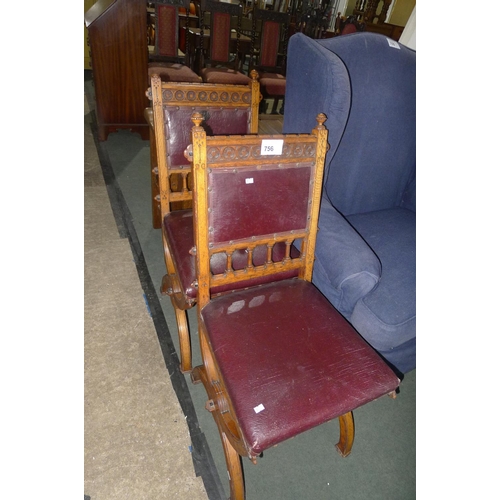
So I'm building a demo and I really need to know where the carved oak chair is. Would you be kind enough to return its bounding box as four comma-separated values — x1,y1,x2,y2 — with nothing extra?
198,0,251,85
188,112,401,499
146,70,260,227
148,0,202,83
146,71,261,372
250,8,290,114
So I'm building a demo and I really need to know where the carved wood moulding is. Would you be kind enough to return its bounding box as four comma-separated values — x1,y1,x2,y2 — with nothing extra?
160,88,252,105
205,142,317,164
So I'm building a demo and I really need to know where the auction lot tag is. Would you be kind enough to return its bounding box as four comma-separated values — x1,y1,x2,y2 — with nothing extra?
387,38,400,49
253,403,265,414
261,139,283,155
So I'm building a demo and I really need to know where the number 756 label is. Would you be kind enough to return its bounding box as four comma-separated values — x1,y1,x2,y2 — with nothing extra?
260,139,283,155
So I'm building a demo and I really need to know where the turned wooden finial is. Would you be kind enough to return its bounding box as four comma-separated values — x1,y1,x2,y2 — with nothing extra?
250,69,259,82
316,113,327,129
191,111,204,128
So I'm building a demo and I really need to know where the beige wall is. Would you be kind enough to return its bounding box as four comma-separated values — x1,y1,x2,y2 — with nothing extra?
344,0,416,27
84,0,99,70
389,0,415,26
399,6,415,49
345,0,357,16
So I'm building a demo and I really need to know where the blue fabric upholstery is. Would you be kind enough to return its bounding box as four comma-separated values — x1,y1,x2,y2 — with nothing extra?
283,32,416,373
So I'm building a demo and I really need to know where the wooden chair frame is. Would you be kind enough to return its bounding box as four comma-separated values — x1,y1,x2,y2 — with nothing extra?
190,111,327,309
199,0,243,70
187,112,400,499
190,113,328,499
149,0,191,64
146,70,260,226
250,8,290,72
147,0,203,85
145,71,261,373
250,8,290,114
197,0,252,83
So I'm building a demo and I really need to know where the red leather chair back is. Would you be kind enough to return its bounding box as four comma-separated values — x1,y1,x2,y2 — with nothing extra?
164,107,252,166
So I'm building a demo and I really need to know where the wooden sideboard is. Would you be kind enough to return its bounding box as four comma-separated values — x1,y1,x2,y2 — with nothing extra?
85,0,149,141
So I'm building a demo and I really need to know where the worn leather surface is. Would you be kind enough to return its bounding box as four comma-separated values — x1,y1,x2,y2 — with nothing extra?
201,278,400,455
163,211,299,300
163,210,198,300
208,166,310,244
164,107,251,166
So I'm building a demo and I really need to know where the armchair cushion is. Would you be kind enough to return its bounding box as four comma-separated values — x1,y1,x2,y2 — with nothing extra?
313,196,381,317
347,207,416,352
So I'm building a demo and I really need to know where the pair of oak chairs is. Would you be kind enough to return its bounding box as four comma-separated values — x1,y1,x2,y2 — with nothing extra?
146,72,400,499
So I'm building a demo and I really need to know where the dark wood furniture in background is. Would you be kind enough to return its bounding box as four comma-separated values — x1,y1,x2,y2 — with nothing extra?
351,0,403,41
85,0,149,141
185,27,252,75
364,21,403,40
197,0,251,84
250,8,290,114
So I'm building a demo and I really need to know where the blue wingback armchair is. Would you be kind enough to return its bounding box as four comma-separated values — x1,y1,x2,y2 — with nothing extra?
283,32,416,374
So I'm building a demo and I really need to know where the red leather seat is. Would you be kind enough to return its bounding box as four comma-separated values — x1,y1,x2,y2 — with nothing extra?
201,278,400,455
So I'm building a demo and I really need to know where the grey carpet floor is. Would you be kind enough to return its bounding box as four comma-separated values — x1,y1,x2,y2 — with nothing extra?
84,92,208,500
84,75,416,500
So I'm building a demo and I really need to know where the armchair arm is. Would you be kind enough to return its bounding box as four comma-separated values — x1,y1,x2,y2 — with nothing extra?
313,196,381,318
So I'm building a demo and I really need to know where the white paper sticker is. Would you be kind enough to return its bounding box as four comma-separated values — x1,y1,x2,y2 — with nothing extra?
387,38,400,49
253,403,265,414
261,139,283,155
245,178,254,184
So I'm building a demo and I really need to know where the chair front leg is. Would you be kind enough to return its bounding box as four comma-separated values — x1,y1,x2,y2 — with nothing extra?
173,305,191,373
161,241,193,373
222,431,245,500
335,411,354,457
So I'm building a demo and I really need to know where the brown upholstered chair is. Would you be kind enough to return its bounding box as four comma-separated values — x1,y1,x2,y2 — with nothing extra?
250,8,290,114
146,71,261,372
188,112,401,499
198,0,251,85
148,0,202,83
